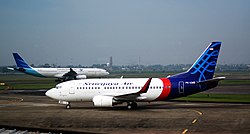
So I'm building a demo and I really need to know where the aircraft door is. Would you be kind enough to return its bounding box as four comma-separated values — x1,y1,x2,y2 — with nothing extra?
69,83,75,94
178,81,184,93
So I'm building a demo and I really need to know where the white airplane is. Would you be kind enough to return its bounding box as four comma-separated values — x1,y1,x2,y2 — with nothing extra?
8,53,109,81
46,42,225,109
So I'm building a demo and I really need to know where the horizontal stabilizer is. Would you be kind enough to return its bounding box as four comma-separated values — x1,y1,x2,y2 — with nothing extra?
196,77,226,84
7,67,14,71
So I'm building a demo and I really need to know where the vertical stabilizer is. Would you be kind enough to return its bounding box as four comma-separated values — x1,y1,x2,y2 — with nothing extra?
13,53,31,68
170,42,221,81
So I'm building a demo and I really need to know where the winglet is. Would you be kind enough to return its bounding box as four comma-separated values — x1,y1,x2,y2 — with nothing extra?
137,78,152,94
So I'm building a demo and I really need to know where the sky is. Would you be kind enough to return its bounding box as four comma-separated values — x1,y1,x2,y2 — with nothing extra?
0,0,250,66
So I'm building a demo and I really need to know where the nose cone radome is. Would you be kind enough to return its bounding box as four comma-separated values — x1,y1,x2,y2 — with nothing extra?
45,88,57,99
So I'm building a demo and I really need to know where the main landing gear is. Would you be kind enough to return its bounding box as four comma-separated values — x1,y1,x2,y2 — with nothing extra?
66,104,71,109
127,102,137,110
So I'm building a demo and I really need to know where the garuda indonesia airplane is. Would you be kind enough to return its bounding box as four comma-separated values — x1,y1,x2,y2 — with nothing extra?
46,42,225,109
8,53,109,81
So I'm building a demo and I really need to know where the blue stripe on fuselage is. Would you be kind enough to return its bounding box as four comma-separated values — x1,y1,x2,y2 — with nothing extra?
17,67,45,77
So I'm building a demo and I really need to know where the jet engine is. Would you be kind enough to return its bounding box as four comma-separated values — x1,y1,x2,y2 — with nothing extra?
75,75,87,79
92,95,118,107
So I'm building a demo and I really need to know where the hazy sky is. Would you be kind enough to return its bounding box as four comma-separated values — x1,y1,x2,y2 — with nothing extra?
1,0,250,66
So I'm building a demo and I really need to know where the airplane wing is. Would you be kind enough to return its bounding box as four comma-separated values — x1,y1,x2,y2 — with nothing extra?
113,78,152,101
62,68,78,81
55,68,87,81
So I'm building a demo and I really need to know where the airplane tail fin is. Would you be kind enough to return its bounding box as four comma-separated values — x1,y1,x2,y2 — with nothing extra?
170,42,222,82
12,53,31,68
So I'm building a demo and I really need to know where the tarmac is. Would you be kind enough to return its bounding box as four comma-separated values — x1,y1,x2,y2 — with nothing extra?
0,93,250,134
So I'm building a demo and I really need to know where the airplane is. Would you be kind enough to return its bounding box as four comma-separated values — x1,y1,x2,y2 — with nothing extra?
8,53,109,81
46,42,225,109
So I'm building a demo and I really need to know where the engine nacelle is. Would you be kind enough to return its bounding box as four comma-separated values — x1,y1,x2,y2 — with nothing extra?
76,75,87,79
92,95,115,107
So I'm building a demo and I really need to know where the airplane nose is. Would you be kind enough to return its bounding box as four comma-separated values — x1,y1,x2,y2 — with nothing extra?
45,88,56,99
45,89,51,97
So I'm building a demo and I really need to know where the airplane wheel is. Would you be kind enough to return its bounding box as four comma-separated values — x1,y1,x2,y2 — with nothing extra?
127,104,133,109
127,102,137,110
66,104,71,109
132,102,137,109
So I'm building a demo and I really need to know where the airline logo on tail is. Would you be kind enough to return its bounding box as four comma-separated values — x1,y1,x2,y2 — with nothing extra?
170,42,221,82
13,53,31,68
11,53,44,77
189,42,221,81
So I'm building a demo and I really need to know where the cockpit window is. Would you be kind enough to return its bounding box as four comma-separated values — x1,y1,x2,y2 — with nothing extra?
56,86,62,89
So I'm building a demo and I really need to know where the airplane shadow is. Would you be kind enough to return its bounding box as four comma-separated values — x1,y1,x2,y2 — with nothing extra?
68,101,246,111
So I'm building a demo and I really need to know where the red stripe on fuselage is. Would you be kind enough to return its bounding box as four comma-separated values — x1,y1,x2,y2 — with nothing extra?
155,78,171,101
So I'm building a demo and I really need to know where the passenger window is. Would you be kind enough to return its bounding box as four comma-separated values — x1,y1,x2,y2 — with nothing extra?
56,86,62,89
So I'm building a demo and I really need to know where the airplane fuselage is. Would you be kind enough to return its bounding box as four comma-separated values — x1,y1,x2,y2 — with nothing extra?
10,53,109,80
14,67,109,78
46,77,218,102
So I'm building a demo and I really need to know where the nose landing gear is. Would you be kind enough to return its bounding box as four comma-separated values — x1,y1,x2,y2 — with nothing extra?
66,104,71,109
59,100,71,109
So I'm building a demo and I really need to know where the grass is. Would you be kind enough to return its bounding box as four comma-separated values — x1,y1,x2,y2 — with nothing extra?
0,74,56,90
219,80,250,85
175,93,250,103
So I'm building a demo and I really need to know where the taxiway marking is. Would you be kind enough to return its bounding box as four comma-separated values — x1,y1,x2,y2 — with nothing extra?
182,109,203,133
192,110,203,116
192,119,197,124
182,129,188,134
